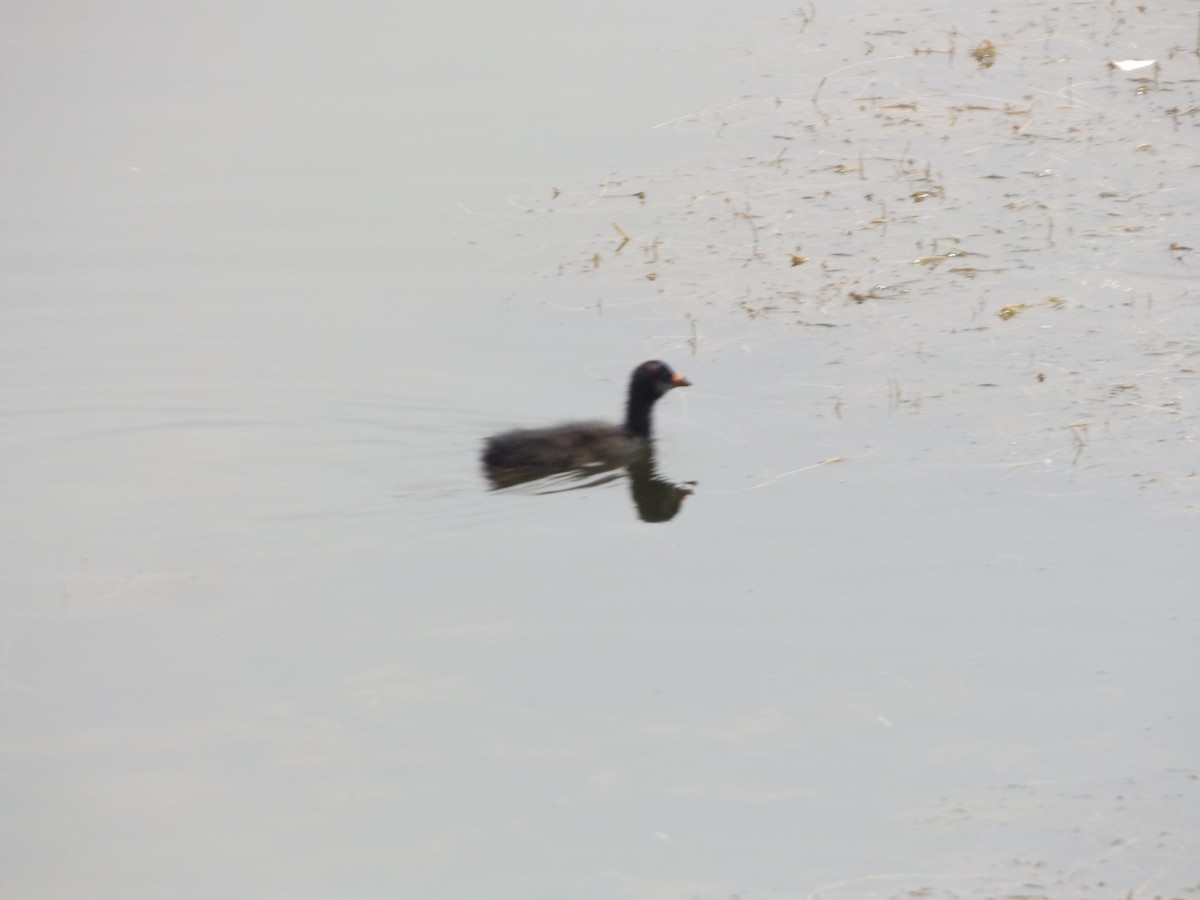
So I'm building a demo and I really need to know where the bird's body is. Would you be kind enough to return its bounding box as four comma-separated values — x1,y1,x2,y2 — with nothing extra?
483,420,641,471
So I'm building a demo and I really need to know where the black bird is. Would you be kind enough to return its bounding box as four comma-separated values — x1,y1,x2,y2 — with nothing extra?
482,360,691,478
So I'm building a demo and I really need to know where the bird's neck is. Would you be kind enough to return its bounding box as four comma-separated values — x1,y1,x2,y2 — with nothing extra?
624,391,655,439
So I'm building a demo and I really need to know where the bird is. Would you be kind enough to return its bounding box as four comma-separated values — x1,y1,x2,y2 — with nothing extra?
482,360,691,478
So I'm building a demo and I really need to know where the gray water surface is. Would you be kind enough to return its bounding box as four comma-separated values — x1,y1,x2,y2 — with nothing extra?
2,2,1197,898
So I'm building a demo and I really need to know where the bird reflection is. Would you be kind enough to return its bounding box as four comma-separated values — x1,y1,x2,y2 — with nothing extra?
484,447,694,523
625,452,693,522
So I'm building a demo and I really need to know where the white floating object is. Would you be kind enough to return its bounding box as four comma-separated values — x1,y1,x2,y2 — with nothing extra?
1110,59,1156,72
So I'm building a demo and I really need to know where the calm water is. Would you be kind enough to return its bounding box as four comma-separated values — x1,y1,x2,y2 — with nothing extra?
2,1,1197,898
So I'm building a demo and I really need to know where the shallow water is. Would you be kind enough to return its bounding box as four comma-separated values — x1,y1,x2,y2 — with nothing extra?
2,1,1198,898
